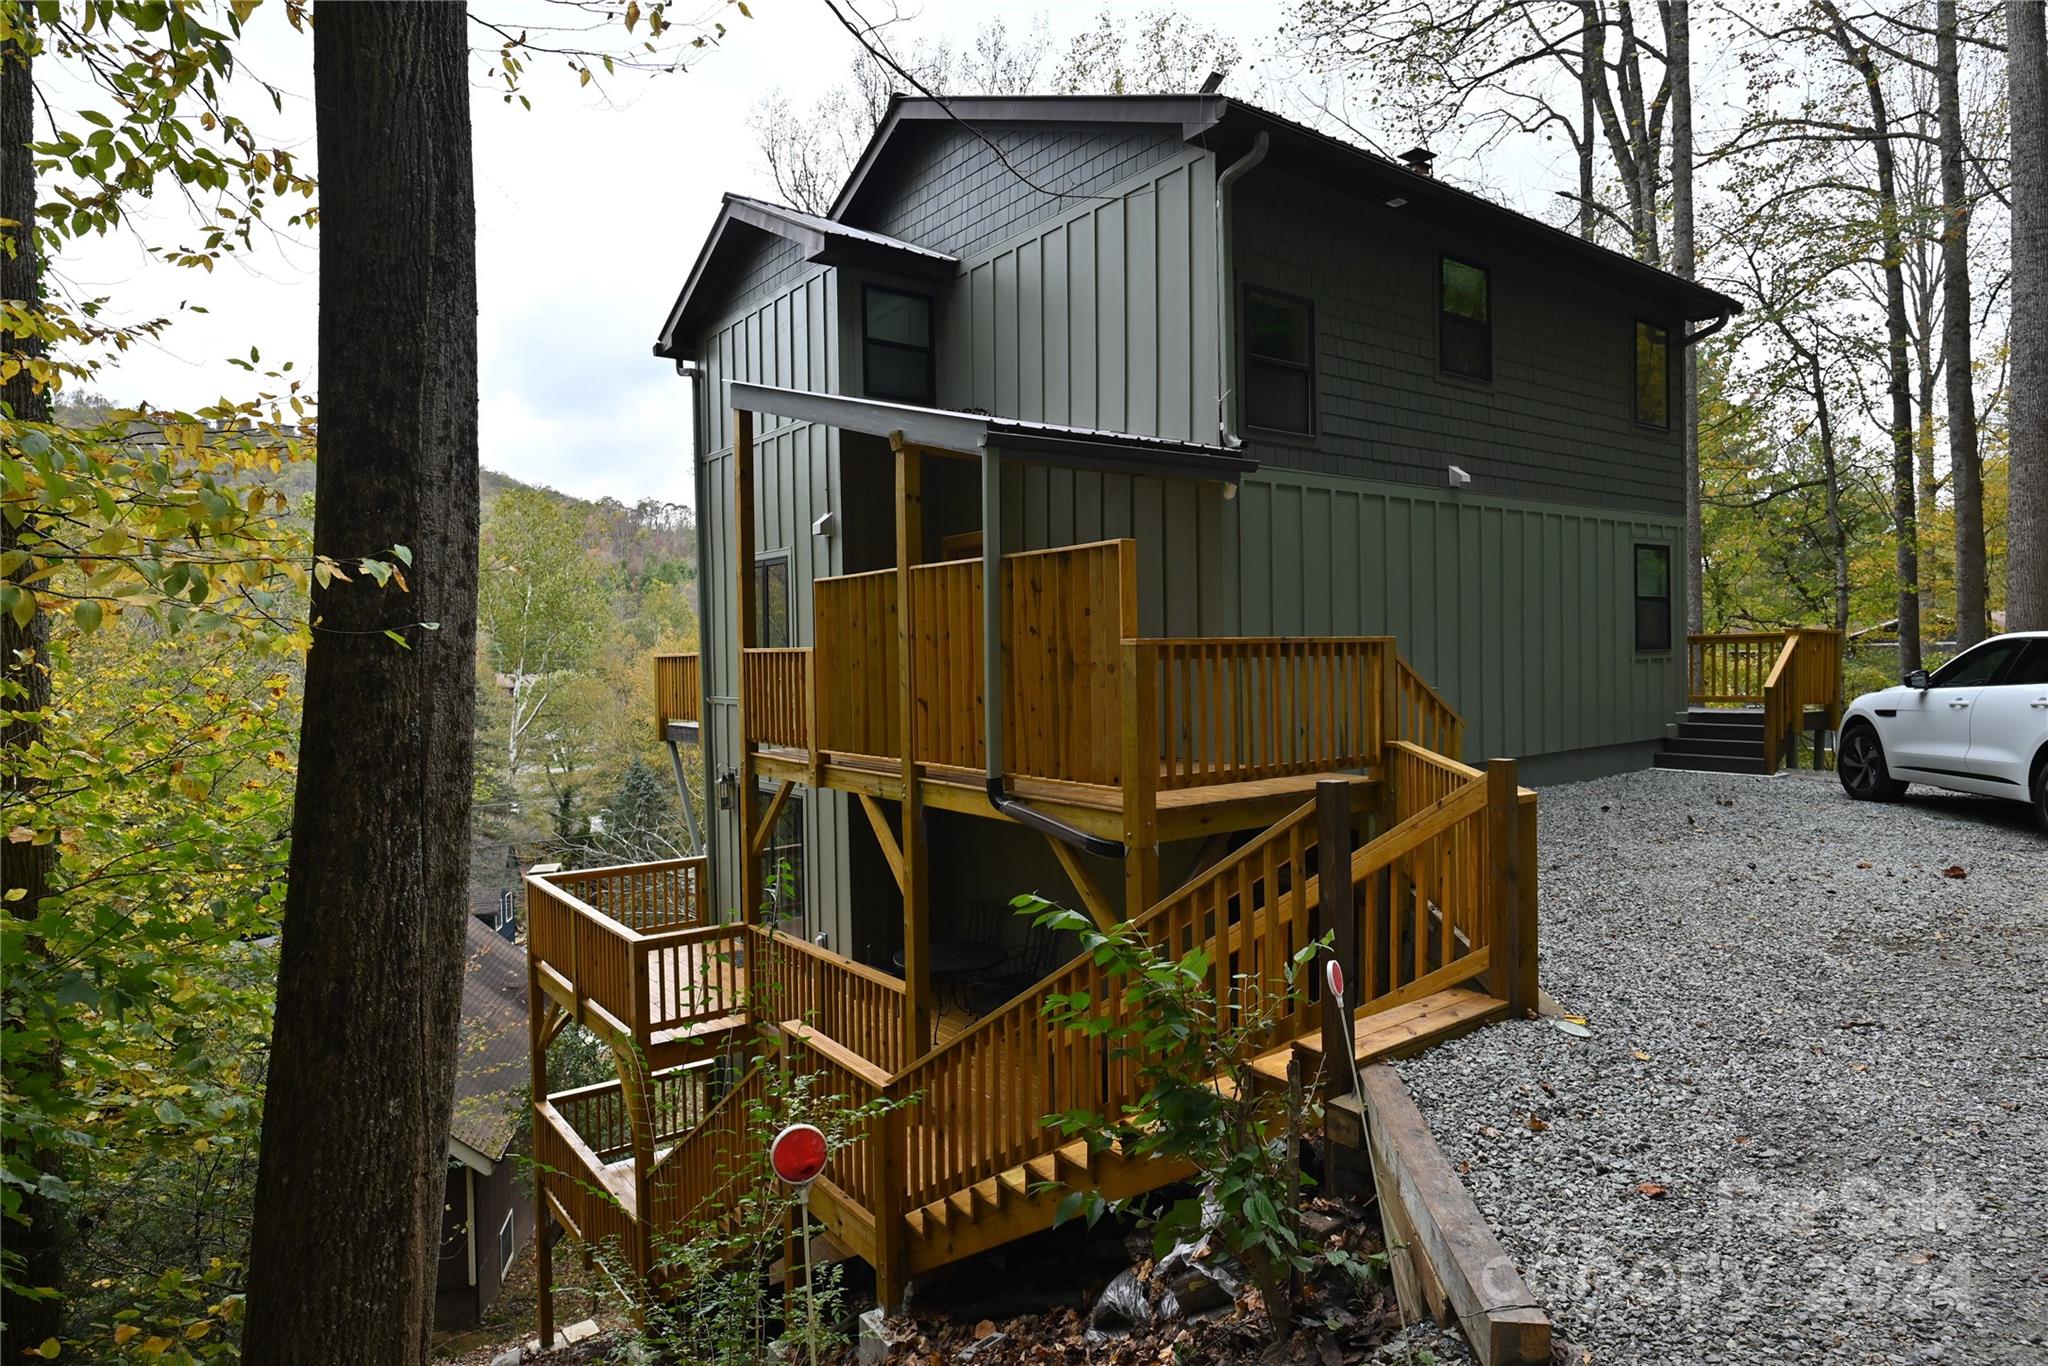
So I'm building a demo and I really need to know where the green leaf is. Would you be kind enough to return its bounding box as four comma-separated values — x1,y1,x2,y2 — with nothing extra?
1052,1190,1085,1228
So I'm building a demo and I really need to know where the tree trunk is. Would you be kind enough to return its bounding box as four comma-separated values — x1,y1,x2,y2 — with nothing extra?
1668,0,1702,635
1834,12,1922,668
1913,257,1939,648
243,5,479,1361
1579,3,1598,241
2008,0,2048,630
1940,0,1985,647
0,18,68,1356
1807,342,1852,635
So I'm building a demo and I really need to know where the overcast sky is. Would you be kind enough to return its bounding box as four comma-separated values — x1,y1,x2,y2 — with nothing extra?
43,0,1609,509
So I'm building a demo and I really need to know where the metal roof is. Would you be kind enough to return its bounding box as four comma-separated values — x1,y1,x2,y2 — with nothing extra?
727,381,1259,484
653,194,957,359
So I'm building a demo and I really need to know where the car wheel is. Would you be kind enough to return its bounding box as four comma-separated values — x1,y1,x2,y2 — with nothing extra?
2032,754,2047,835
1838,723,1907,802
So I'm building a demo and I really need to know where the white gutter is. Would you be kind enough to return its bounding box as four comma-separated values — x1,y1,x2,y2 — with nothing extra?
1214,131,1270,446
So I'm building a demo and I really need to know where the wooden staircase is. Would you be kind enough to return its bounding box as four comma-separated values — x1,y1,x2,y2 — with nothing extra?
1654,707,1771,773
565,741,1536,1308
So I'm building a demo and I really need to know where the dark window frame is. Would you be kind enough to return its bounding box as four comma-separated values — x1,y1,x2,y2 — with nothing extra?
1437,253,1493,383
753,550,792,648
1241,285,1318,438
1633,543,1674,654
1633,318,1673,431
756,780,806,926
861,283,936,406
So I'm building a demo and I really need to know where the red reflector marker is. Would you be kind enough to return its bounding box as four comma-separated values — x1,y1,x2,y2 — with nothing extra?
770,1122,828,1187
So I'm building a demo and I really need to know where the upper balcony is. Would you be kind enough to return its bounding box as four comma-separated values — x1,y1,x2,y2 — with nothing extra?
656,538,1463,845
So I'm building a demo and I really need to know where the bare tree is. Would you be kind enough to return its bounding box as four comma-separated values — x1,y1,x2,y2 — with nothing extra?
2009,0,2048,629
1939,0,1989,645
243,3,479,1358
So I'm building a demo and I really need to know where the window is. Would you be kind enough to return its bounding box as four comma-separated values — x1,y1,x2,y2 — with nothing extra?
754,553,790,648
1243,288,1315,434
757,786,805,925
1635,321,1671,428
1928,638,2025,689
1634,544,1672,653
862,286,934,405
2011,640,2048,686
1439,256,1491,381
498,1208,516,1278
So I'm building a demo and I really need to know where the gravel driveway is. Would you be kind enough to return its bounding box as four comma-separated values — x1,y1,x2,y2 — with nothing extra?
1397,768,2046,1366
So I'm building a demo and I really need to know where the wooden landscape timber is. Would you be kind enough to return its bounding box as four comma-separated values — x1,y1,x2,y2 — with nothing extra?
1341,1064,1553,1366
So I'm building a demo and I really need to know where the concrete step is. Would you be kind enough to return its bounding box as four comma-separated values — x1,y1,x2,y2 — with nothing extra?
1679,710,1766,731
1653,751,1768,775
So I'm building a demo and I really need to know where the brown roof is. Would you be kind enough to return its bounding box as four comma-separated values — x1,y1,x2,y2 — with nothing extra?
448,917,528,1164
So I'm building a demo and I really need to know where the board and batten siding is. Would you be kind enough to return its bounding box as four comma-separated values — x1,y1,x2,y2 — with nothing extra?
935,148,1220,444
693,245,862,951
1223,468,1684,768
1234,164,1687,519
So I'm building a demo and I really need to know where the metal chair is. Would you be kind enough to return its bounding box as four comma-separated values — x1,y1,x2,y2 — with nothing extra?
964,916,1059,1016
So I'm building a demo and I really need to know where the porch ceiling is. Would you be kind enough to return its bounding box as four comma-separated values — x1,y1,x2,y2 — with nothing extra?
726,380,1260,485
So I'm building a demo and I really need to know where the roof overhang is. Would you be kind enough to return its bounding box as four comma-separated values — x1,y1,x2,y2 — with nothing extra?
654,196,958,360
728,381,1258,485
447,1134,499,1177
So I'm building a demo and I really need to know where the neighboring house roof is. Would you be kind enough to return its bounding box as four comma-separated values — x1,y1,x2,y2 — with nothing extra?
448,916,528,1172
654,193,958,358
826,94,1739,322
727,381,1259,484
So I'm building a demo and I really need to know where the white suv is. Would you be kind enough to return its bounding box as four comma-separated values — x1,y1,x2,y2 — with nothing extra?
1838,630,2048,829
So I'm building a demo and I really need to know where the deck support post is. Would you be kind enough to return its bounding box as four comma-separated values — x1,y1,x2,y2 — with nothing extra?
735,407,761,925
893,433,933,1059
873,1083,908,1313
1121,639,1159,916
1487,759,1536,1014
529,961,555,1349
1316,777,1359,1095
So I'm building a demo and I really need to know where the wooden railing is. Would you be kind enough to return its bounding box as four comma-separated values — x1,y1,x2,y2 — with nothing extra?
1145,638,1386,790
534,1099,639,1260
550,1064,718,1163
544,857,708,935
1688,629,1845,774
745,927,910,1075
1394,658,1465,760
743,647,812,750
646,1062,769,1236
527,865,746,1045
1356,751,1494,1002
654,652,701,734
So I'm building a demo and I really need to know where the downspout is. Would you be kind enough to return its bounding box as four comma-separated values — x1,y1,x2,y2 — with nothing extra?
676,358,712,862
1214,130,1270,446
980,444,1126,858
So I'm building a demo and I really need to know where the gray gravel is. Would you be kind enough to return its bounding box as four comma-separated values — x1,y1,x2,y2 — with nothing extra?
1397,767,2047,1366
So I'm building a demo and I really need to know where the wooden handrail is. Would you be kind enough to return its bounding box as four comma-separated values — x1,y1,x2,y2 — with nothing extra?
1394,657,1465,760
1144,637,1388,788
743,647,811,750
1689,629,1844,772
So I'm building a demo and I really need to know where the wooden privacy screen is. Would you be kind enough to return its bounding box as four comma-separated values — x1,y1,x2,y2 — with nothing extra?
654,652,701,732
812,568,900,759
742,647,812,749
812,539,1136,787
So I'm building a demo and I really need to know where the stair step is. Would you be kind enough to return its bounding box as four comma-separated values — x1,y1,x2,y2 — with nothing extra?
1255,987,1510,1086
1653,751,1767,774
1663,735,1765,758
1679,711,1766,731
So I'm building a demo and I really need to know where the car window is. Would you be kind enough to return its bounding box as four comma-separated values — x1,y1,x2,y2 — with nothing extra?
1928,639,2022,689
2003,640,2048,687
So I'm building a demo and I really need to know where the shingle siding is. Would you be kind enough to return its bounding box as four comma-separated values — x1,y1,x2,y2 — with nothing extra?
1234,166,1686,517
847,122,1188,259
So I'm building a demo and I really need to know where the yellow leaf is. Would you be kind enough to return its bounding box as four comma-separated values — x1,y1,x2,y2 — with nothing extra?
113,1325,139,1345
139,1337,172,1357
33,1339,57,1359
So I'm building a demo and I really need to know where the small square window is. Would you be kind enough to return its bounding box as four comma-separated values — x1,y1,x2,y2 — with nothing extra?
1439,256,1491,381
1243,288,1315,434
862,286,934,405
1634,544,1672,653
1635,321,1671,429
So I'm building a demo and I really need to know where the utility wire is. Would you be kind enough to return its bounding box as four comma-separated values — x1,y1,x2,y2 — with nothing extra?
818,0,1126,206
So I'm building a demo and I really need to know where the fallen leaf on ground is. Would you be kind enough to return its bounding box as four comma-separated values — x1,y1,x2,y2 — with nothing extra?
974,1320,997,1340
1942,865,1967,879
1636,1182,1669,1198
1632,1050,1651,1061
1856,860,1872,869
1527,1115,1549,1132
